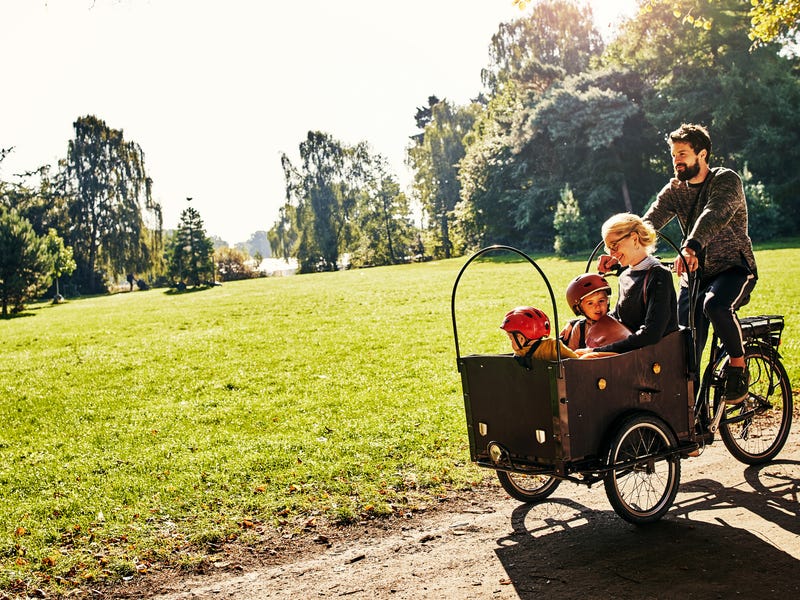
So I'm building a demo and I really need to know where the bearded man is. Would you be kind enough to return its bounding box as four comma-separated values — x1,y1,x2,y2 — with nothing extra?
643,123,757,404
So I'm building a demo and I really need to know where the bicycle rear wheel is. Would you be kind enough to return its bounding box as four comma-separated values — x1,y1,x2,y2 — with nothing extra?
716,347,793,464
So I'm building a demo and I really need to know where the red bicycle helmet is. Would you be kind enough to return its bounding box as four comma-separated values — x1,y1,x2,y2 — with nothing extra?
500,306,551,341
566,273,612,316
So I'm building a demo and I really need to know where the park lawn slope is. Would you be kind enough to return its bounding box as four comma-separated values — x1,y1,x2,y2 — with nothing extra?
0,243,798,595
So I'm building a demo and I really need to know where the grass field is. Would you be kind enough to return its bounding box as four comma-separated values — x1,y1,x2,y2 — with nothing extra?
1,242,798,594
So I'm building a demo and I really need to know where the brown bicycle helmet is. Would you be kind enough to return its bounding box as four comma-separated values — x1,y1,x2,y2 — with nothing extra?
566,273,612,316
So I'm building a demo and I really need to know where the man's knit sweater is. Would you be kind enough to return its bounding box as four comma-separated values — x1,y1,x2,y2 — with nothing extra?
644,166,757,281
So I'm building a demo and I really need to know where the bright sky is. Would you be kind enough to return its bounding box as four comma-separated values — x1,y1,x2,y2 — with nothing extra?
1,0,636,246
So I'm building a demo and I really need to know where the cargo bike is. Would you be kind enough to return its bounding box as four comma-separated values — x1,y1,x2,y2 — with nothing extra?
451,244,793,524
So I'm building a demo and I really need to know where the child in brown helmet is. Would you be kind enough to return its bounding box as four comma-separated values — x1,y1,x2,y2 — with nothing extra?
560,273,631,353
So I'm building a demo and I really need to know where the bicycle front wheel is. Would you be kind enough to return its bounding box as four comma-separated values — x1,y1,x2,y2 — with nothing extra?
603,414,681,525
717,346,793,464
496,470,560,503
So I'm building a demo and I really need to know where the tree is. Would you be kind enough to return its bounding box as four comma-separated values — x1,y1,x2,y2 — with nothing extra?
553,185,591,255
281,131,366,272
349,154,416,267
210,235,229,250
603,0,800,233
456,3,614,252
613,0,800,49
480,0,800,252
43,228,76,301
741,165,782,243
168,206,214,287
749,0,800,47
236,230,271,258
453,85,524,251
268,205,297,262
508,68,650,244
410,95,441,146
66,115,163,293
407,99,480,259
486,0,603,96
0,208,53,315
0,165,71,241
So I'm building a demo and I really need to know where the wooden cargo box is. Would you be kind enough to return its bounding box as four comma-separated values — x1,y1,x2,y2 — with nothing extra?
459,330,694,471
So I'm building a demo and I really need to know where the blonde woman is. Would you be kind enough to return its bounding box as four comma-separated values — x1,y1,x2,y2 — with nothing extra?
584,213,678,354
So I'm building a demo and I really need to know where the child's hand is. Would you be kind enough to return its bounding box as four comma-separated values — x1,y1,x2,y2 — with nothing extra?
597,254,619,274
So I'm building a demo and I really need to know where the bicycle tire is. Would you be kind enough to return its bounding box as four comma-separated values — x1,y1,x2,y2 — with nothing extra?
496,470,561,503
603,413,681,525
714,347,793,464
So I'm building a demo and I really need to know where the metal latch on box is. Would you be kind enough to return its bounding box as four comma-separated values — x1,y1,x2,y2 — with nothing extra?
638,388,659,403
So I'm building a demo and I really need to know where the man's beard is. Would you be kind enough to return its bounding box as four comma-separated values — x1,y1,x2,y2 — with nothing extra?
675,161,700,181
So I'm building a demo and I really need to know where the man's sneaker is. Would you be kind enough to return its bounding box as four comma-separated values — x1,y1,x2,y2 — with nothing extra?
723,365,749,405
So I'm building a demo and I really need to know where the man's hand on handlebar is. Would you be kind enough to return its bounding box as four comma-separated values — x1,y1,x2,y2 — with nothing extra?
675,247,699,276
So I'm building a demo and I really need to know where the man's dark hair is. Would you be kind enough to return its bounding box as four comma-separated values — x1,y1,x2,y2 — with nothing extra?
668,123,712,161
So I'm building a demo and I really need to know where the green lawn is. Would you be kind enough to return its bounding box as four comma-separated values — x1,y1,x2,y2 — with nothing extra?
1,242,798,594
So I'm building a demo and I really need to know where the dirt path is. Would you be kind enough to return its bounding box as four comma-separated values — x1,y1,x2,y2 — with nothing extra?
121,424,800,600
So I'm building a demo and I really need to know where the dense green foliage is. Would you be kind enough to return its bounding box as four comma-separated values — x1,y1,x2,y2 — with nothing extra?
5,1,799,289
349,155,417,267
1,116,164,296
42,227,77,301
513,0,800,48
276,132,416,273
432,0,800,255
0,209,55,315
66,116,163,292
1,242,798,595
275,0,800,266
408,99,481,259
732,0,799,46
553,185,591,255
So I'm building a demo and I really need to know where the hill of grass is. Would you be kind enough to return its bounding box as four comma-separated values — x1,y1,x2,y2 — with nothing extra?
1,242,797,594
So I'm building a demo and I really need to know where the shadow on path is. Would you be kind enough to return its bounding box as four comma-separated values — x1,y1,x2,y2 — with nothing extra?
494,461,800,599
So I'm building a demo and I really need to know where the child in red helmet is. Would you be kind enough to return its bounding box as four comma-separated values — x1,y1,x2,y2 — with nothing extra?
560,273,631,352
501,306,578,365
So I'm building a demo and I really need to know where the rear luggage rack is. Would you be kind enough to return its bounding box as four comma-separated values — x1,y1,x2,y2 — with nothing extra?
740,315,783,346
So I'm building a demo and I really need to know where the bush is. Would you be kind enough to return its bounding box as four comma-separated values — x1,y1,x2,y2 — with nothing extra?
743,167,781,243
553,185,591,256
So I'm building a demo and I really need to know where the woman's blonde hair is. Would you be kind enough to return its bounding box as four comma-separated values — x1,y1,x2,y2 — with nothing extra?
601,213,657,253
